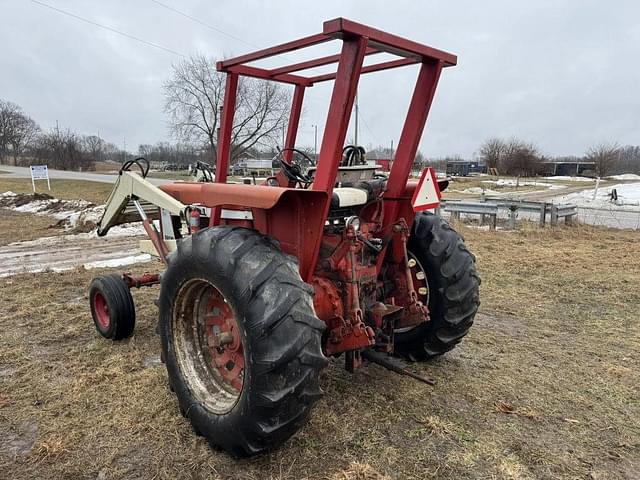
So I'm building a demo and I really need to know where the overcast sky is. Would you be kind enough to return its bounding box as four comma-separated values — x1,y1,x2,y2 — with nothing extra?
1,0,638,158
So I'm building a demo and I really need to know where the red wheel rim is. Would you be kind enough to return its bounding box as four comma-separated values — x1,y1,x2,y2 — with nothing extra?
172,279,245,414
202,291,245,392
93,292,111,330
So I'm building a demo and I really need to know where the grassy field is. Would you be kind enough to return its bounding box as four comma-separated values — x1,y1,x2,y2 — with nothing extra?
0,178,112,205
0,210,64,246
1,221,638,479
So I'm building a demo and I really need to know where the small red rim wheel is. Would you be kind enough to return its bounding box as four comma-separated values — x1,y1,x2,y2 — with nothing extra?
172,279,245,414
89,274,136,340
92,292,111,330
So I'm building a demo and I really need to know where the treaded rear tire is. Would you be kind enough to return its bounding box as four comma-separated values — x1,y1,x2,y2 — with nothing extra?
89,274,136,340
159,226,328,457
395,212,480,360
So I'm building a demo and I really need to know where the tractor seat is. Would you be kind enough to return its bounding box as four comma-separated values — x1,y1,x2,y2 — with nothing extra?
330,178,387,209
331,187,369,208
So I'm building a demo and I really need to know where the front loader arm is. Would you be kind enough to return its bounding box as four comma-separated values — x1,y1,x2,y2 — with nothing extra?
97,172,186,236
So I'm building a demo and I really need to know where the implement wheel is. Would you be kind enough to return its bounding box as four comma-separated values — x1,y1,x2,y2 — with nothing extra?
159,227,327,457
395,212,480,360
89,274,136,340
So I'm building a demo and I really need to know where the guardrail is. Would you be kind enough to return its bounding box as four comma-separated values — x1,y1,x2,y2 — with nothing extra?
438,198,577,229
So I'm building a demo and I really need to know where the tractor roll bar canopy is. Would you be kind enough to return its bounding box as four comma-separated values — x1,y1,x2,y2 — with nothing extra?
213,17,455,251
216,17,457,85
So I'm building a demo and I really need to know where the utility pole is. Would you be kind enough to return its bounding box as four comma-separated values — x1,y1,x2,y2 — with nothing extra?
312,124,318,159
123,137,126,162
354,93,359,145
390,139,394,158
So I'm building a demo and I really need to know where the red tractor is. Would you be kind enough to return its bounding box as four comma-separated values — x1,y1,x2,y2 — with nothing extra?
89,18,480,457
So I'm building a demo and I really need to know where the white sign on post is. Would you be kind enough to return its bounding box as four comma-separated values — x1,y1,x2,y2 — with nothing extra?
30,165,51,192
412,167,442,212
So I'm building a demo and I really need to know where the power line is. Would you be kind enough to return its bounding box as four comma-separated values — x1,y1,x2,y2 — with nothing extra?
31,0,186,58
358,108,377,144
149,0,259,49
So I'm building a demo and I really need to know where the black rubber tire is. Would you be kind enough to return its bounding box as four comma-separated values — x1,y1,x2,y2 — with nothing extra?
159,226,328,457
395,212,480,360
89,274,136,340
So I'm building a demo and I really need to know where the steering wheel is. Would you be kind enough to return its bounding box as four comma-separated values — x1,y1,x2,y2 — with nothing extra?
276,148,315,187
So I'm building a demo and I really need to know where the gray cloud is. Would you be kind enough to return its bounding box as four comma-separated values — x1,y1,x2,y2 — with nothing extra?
1,0,638,157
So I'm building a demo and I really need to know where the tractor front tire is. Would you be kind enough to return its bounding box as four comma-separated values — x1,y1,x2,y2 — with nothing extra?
159,226,327,457
395,212,480,360
89,274,136,340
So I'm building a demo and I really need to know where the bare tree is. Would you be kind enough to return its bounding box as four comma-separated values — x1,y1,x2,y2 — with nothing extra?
617,145,640,174
586,142,620,177
82,135,105,163
479,138,505,169
0,100,40,165
33,128,91,170
163,54,291,162
502,139,541,176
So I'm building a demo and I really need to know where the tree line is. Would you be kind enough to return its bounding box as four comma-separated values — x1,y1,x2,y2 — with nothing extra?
0,99,211,170
476,138,640,177
0,99,130,170
4,50,640,177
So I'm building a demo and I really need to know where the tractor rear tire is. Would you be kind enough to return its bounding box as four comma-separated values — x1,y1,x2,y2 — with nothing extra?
89,274,136,340
395,212,480,360
159,226,327,457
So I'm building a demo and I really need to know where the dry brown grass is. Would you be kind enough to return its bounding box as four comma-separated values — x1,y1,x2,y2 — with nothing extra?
0,224,639,479
0,178,112,205
0,210,63,245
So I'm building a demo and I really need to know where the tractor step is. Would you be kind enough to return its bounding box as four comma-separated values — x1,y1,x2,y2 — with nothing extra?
361,349,436,386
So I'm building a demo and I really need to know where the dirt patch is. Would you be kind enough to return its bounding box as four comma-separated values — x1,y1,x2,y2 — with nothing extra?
0,225,638,479
0,422,39,457
0,232,150,277
0,210,65,246
0,191,103,232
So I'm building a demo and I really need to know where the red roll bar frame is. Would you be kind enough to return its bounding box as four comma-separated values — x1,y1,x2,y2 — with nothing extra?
211,17,456,279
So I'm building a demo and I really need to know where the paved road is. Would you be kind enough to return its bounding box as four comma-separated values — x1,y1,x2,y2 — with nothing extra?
0,165,174,186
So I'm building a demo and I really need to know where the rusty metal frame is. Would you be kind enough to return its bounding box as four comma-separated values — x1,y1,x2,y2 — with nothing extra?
209,17,455,280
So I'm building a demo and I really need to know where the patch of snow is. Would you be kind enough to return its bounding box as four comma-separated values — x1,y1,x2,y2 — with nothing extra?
483,179,556,188
101,224,146,237
83,253,152,269
460,187,501,195
608,174,640,181
0,191,146,234
544,176,595,182
553,182,640,209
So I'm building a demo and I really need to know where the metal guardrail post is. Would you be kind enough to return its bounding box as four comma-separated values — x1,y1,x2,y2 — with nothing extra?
565,212,573,225
539,203,547,228
508,205,518,229
550,205,558,226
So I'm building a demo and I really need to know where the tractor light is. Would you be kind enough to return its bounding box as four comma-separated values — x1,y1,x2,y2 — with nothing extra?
345,216,361,232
